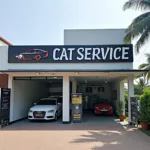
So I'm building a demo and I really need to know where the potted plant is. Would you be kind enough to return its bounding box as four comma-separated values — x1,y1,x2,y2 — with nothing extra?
117,101,125,121
140,91,150,130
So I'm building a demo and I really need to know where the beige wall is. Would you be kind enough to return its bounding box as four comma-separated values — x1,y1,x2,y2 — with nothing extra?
0,40,8,46
0,74,8,88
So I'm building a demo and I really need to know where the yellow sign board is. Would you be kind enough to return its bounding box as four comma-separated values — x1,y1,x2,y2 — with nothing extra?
72,97,82,104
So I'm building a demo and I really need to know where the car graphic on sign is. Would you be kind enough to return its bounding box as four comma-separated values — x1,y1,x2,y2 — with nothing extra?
15,49,49,61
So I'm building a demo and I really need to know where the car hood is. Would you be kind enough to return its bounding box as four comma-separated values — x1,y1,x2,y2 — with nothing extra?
30,105,57,111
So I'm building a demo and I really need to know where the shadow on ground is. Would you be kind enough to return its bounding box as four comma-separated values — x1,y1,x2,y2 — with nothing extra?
71,130,123,150
69,125,148,150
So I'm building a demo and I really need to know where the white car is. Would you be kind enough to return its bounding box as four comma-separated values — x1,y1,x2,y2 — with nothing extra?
28,97,62,121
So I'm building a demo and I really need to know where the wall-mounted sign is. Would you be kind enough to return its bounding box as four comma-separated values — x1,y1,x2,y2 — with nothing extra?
72,93,83,123
0,88,11,128
8,45,133,63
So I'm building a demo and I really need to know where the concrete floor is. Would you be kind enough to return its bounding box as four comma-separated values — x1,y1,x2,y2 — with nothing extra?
1,123,150,150
3,112,121,127
1,113,150,150
82,112,118,125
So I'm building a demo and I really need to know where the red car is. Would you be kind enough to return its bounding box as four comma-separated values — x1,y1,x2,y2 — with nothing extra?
94,103,113,115
16,49,48,61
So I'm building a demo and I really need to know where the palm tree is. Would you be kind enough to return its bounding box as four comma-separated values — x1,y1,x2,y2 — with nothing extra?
123,0,150,53
135,77,149,94
139,53,150,80
136,77,149,89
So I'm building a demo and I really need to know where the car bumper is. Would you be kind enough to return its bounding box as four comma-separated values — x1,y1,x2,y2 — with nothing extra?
28,112,55,120
95,110,113,115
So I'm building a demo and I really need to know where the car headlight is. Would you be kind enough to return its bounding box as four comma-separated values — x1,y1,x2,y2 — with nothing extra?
47,110,54,113
29,110,33,113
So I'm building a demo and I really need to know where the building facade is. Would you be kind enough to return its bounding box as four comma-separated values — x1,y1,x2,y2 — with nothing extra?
0,29,145,124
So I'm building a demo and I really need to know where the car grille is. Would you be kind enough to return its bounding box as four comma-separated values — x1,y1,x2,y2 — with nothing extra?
33,111,46,118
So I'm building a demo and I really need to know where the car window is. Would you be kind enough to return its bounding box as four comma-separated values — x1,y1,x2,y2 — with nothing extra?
25,50,31,53
29,50,36,53
36,100,56,105
25,50,35,54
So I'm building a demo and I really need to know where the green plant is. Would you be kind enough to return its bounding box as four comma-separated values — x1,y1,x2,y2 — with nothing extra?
117,101,124,116
140,90,150,124
123,1,150,53
139,54,150,81
135,94,140,100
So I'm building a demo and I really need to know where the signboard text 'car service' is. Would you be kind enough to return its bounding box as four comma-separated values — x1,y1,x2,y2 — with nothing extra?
8,45,133,63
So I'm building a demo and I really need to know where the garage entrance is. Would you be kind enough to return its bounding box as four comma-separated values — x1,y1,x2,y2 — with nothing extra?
71,75,126,123
11,76,63,123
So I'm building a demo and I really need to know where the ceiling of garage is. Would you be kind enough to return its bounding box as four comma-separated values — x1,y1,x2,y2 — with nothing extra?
71,76,125,84
14,75,126,84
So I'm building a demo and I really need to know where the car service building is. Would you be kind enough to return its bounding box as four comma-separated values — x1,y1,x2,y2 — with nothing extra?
0,29,146,125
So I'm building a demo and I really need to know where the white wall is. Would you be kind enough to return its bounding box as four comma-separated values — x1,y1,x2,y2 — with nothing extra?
64,29,126,45
79,84,111,100
49,87,62,93
12,80,48,122
111,79,125,114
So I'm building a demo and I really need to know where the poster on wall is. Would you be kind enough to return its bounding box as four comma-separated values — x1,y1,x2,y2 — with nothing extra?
98,87,104,92
130,97,138,125
0,88,11,128
72,93,83,123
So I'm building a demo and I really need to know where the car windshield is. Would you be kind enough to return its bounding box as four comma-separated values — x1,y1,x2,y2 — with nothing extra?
36,99,56,105
96,99,108,103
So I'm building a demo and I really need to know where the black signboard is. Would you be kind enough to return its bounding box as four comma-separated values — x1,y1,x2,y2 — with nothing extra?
72,93,83,123
8,45,133,63
0,88,11,128
130,97,138,125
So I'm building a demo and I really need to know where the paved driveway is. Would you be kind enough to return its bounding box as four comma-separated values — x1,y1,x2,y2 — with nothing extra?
0,121,150,150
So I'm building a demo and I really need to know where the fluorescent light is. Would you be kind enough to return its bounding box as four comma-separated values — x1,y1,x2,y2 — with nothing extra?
75,72,79,75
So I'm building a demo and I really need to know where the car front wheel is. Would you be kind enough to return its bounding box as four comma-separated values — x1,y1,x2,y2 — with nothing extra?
35,55,41,60
54,112,58,121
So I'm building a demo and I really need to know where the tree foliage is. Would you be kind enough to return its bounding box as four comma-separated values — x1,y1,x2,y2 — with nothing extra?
123,0,150,53
139,53,150,81
140,89,150,123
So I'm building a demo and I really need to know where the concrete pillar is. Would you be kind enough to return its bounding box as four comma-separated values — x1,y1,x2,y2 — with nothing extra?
72,81,77,93
63,75,70,123
8,75,14,122
128,75,134,123
120,81,125,116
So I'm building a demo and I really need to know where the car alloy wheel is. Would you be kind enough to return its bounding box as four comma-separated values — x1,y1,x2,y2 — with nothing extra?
54,112,58,121
35,55,41,60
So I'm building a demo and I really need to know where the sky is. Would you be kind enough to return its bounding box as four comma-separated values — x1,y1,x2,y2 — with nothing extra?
0,0,148,68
